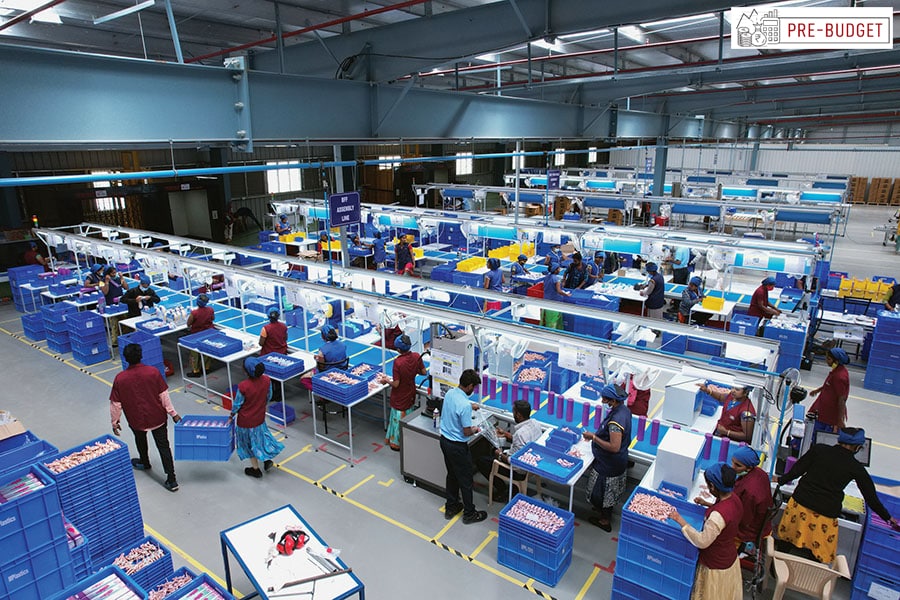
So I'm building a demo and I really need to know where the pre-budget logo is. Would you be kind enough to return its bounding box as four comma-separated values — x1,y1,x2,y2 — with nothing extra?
730,6,893,50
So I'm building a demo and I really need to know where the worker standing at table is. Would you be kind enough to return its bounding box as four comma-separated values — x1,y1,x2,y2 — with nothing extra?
439,369,487,524
544,242,566,267
314,324,347,372
510,254,529,277
371,231,386,269
185,293,215,378
672,245,691,284
563,252,589,289
747,276,781,321
484,258,504,292
120,275,160,319
730,446,772,544
636,262,666,319
377,334,427,451
231,357,284,479
697,382,756,443
679,276,709,325
587,251,605,286
259,308,289,403
809,347,850,434
541,263,570,329
670,463,743,600
395,237,414,275
884,281,900,311
776,427,899,563
582,384,632,531
100,266,127,346
274,214,291,236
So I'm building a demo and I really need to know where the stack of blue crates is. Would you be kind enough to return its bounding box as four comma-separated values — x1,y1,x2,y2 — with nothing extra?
43,436,145,567
497,494,575,586
0,430,58,476
864,311,900,393
66,311,110,365
728,313,759,336
114,535,174,591
0,464,75,600
41,303,78,354
118,330,165,378
8,265,46,313
21,312,46,342
564,313,614,340
763,321,807,371
613,487,706,600
429,262,457,283
850,493,899,599
174,415,235,461
312,371,368,405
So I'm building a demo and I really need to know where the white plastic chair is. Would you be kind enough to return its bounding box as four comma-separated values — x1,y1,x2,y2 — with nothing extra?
763,536,850,600
488,459,539,506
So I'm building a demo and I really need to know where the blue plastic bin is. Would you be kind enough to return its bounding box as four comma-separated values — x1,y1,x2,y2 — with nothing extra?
174,415,235,462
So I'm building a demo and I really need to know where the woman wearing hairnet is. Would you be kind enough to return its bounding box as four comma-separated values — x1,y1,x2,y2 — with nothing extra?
377,334,427,451
809,347,850,433
582,384,632,531
231,357,284,478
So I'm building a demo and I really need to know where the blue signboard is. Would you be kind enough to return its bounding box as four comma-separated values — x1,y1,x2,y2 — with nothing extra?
547,169,561,190
328,191,361,227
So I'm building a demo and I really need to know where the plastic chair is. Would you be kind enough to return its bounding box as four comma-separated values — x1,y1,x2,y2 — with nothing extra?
488,459,539,506
763,536,850,600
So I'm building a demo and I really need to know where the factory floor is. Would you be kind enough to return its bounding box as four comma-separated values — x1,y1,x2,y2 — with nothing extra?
1,205,897,600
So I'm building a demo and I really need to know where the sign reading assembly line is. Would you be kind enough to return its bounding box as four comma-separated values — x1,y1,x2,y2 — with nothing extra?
327,191,361,227
730,6,892,49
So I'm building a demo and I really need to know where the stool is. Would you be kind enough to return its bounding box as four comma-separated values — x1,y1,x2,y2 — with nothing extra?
488,459,541,506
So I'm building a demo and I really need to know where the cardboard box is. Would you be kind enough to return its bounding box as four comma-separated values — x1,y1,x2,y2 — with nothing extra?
0,411,26,441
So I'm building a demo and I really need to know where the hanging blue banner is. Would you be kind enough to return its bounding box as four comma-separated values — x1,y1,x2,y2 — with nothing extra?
328,191,361,226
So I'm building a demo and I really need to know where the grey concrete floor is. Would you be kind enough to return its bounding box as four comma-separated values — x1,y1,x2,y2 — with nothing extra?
0,206,897,599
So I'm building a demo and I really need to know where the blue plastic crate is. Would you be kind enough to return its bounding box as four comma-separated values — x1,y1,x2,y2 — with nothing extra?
579,375,607,400
451,270,485,287
660,332,687,354
864,365,900,393
52,565,147,600
147,566,197,599
611,574,669,600
498,525,573,570
261,353,309,380
135,318,176,335
41,303,78,325
116,534,174,592
197,334,243,357
728,314,759,336
347,362,381,381
545,428,580,453
177,329,219,349
615,535,696,600
44,318,72,334
119,329,163,352
498,543,571,587
174,415,235,462
65,311,104,335
267,403,296,426
21,312,44,330
312,371,368,405
0,538,75,600
169,573,236,599
72,346,112,366
509,442,584,485
8,265,45,283
0,465,65,557
868,338,900,369
0,432,58,476
657,480,688,500
69,532,93,580
763,325,807,345
859,504,900,579
851,564,899,600
687,337,723,357
620,487,705,559
46,337,72,354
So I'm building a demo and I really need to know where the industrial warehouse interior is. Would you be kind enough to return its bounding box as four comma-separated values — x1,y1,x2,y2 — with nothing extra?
0,2,899,600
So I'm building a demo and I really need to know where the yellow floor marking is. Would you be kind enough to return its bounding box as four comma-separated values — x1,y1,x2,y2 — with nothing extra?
470,531,497,559
874,440,900,451
144,523,242,596
575,564,601,600
342,474,374,496
378,478,394,487
432,514,461,541
95,364,121,374
470,556,529,587
0,317,24,325
525,577,536,589
278,445,312,466
316,463,347,483
276,465,316,484
850,394,899,408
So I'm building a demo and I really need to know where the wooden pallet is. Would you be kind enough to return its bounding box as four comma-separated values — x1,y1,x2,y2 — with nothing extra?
869,177,892,205
849,176,868,204
891,179,900,206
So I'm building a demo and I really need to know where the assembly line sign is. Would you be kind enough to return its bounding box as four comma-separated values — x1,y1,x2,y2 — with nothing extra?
328,191,361,227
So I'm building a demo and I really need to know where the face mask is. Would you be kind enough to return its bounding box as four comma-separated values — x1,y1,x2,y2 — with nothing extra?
140,285,149,292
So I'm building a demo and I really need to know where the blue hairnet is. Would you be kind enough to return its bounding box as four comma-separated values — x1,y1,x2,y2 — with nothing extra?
139,275,151,286
394,334,412,352
762,276,776,286
645,262,658,273
517,254,528,262
268,308,280,321
548,262,561,274
704,462,735,492
487,257,501,270
91,264,104,273
828,347,850,365
732,445,760,467
197,294,209,307
689,276,702,287
600,383,627,403
321,323,338,341
838,428,866,446
243,356,263,378
279,213,287,220
594,251,605,260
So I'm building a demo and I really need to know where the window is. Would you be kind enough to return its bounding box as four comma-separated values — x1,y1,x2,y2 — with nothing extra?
588,146,598,163
91,170,125,212
94,196,126,212
378,155,401,171
455,152,473,175
266,160,303,193
554,147,566,167
510,153,524,171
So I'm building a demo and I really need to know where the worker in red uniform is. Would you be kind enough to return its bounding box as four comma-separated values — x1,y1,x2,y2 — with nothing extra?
23,242,49,270
259,308,289,402
111,343,181,492
809,347,850,434
697,383,756,443
695,446,772,544
747,276,781,321
185,293,215,378
377,334,427,450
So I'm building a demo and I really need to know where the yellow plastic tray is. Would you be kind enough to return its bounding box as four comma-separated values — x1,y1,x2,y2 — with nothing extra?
702,296,725,311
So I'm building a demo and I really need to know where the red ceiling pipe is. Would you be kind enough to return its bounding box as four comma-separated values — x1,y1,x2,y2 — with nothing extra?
0,0,68,32
186,0,432,63
757,110,900,125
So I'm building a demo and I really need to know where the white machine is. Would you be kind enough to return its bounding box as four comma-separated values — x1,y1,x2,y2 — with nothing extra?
663,374,703,426
430,330,476,400
652,429,706,492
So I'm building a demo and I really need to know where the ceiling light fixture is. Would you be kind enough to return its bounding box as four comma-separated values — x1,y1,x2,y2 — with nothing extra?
93,0,155,25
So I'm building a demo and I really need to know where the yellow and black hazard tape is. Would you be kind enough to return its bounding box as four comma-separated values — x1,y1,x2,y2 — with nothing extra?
1,327,114,386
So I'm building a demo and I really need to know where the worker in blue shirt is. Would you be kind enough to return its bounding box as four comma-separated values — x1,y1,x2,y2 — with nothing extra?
439,369,487,524
83,263,105,289
544,243,567,267
563,252,589,289
371,231,386,269
274,214,292,236
510,254,530,277
588,251,605,286
315,324,348,372
672,245,691,285
484,258,503,292
636,262,667,319
542,263,571,329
